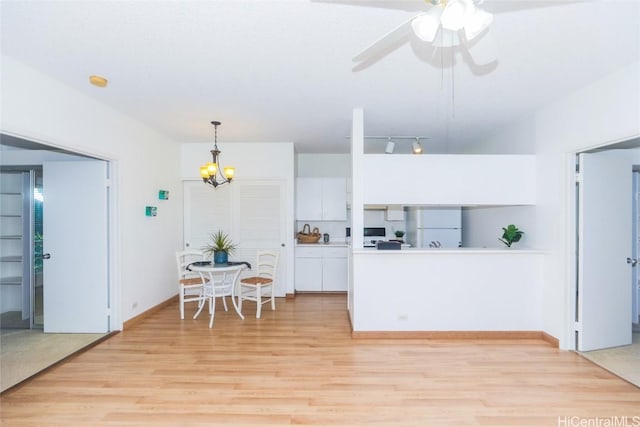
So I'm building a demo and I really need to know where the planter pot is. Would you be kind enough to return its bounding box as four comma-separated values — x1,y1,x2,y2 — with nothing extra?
213,251,228,264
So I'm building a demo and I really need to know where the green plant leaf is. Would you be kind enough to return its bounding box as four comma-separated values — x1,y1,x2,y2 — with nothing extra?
202,229,236,256
499,224,523,247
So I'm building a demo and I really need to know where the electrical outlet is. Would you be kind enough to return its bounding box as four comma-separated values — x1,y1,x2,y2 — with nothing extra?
398,314,408,321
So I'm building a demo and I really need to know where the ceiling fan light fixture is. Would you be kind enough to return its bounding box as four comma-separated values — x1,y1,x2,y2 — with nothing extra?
440,0,469,31
411,8,442,42
463,8,493,41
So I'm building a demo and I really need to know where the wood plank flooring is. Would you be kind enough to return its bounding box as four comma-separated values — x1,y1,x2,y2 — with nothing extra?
1,294,639,426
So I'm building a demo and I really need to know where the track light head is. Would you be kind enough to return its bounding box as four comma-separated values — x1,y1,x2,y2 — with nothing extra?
385,139,396,154
412,139,423,154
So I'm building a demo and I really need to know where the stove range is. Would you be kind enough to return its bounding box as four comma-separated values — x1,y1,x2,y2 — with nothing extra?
364,227,386,247
362,227,387,248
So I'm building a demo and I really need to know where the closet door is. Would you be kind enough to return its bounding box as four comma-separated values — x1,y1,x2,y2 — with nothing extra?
183,179,287,296
43,160,109,333
183,181,231,252
232,180,287,297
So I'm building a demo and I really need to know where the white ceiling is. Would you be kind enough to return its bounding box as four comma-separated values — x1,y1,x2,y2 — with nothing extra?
1,0,639,154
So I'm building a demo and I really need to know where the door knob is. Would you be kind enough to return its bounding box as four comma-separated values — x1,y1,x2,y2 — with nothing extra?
627,257,638,266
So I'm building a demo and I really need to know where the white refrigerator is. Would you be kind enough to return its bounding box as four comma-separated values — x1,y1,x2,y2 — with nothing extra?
405,207,462,248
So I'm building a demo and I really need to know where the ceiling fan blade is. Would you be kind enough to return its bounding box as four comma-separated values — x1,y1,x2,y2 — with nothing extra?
353,14,417,62
464,29,497,67
481,0,593,14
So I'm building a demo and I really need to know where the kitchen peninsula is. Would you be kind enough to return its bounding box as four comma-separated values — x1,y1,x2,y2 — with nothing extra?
348,109,543,337
350,247,544,334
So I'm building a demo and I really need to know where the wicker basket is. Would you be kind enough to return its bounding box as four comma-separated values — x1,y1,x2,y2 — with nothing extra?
297,224,321,243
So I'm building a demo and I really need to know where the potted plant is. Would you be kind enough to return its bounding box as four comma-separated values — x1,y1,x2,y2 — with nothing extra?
499,224,524,248
394,230,405,242
203,230,237,264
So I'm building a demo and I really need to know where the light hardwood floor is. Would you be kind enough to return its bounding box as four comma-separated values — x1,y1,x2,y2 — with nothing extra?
1,294,639,426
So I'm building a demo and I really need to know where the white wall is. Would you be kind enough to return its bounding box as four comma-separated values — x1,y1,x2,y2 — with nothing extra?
0,149,91,164
181,142,294,181
296,154,350,177
464,116,537,155
483,60,640,348
1,55,184,327
363,154,536,205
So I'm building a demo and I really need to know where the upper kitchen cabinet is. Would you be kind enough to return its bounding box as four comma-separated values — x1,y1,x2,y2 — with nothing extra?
296,177,347,221
385,205,404,221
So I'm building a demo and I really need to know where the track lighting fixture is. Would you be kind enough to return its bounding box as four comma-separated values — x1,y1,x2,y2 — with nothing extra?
359,136,427,154
412,138,423,154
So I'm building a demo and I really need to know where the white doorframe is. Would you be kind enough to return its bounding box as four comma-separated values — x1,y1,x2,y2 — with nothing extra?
567,137,640,351
633,170,640,326
566,152,579,351
0,131,121,331
107,159,121,331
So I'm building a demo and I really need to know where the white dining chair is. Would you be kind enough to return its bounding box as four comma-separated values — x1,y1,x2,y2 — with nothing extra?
238,250,279,319
175,250,208,319
196,269,238,327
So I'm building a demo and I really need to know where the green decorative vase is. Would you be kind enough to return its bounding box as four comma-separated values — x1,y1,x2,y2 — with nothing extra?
213,251,228,265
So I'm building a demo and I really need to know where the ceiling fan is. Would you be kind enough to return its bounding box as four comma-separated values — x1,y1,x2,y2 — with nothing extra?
353,0,494,64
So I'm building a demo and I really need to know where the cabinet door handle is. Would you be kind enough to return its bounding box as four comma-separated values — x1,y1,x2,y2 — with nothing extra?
627,257,638,266
42,253,51,260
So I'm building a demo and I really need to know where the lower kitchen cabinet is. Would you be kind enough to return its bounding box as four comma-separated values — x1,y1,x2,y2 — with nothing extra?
295,246,348,292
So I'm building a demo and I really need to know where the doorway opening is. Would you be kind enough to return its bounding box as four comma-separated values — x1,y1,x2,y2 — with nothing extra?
572,137,640,387
0,133,116,391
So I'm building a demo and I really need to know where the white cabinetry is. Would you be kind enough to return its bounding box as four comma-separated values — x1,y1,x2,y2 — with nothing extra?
294,256,323,291
385,205,404,221
296,178,346,221
322,255,348,291
295,246,348,292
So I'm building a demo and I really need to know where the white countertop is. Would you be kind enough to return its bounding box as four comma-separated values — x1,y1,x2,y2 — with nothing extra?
353,247,545,254
296,242,349,247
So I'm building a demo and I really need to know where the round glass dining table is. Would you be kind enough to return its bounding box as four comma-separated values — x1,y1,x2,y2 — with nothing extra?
188,262,248,327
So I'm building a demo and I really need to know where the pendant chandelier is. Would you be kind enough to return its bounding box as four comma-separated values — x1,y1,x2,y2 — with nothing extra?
199,121,235,188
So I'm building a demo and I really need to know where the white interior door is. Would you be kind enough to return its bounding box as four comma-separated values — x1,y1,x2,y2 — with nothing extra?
577,150,633,351
232,180,287,296
183,180,288,296
183,181,232,252
43,160,109,333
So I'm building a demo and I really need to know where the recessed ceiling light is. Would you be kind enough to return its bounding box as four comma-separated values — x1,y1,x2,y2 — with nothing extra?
89,75,108,87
